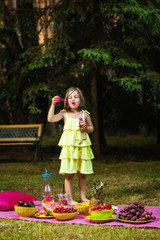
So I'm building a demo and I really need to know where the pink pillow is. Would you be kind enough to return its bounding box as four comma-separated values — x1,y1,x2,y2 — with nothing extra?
0,191,37,211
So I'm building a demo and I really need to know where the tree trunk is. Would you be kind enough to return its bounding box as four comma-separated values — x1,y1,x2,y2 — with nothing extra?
97,73,107,152
0,47,13,123
156,120,160,144
90,69,101,156
17,0,39,50
89,0,101,155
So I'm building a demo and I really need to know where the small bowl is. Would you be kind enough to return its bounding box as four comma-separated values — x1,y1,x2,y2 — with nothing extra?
75,202,89,216
53,211,77,221
91,209,114,219
14,205,37,217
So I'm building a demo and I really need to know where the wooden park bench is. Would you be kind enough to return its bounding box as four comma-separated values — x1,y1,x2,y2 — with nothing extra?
0,124,44,163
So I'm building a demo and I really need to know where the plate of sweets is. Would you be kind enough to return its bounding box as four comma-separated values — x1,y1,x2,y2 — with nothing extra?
117,202,156,224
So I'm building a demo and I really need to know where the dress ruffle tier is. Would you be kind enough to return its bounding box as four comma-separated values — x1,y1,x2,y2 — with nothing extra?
58,112,94,175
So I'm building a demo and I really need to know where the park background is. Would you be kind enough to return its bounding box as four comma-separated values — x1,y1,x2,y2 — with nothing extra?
0,0,160,155
0,1,160,239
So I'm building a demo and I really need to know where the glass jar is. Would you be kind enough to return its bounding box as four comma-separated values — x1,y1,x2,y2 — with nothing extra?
57,193,69,205
42,168,54,202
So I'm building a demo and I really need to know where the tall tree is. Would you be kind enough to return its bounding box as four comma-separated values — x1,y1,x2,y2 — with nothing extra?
0,0,160,153
0,0,50,123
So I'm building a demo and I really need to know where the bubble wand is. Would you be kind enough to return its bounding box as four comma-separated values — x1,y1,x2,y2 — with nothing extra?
57,96,75,104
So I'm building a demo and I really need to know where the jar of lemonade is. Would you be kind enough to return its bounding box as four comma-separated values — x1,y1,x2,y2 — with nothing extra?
42,168,54,202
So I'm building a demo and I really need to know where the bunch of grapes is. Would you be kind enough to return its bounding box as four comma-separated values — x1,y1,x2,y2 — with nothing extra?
119,202,156,221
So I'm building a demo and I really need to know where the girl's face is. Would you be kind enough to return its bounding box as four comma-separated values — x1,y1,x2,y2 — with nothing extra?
68,90,80,109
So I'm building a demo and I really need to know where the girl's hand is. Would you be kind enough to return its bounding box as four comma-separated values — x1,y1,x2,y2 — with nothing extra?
52,96,59,106
80,123,87,132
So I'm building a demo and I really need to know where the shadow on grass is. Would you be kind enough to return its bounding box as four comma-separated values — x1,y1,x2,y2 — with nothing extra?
0,145,60,163
101,135,160,161
102,144,160,162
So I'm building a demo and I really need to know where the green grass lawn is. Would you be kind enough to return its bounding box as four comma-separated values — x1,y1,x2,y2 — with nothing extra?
0,135,160,239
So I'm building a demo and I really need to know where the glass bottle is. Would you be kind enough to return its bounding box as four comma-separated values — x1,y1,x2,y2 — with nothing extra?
42,168,54,202
79,117,87,140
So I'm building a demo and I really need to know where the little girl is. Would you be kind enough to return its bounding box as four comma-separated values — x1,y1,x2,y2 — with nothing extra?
48,87,94,205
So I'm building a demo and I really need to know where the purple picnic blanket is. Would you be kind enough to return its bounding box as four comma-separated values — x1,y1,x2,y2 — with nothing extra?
0,201,160,228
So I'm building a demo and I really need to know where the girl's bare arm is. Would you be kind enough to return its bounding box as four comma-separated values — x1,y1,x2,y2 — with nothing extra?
48,96,64,122
81,113,94,133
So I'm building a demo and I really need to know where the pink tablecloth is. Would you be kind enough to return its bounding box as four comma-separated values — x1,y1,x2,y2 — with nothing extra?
0,201,160,228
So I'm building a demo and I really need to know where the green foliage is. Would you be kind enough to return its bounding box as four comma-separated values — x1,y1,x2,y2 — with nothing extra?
121,5,160,34
100,0,160,123
0,0,160,133
23,83,52,114
143,73,160,113
113,58,142,70
113,77,142,92
78,48,111,66
17,46,45,74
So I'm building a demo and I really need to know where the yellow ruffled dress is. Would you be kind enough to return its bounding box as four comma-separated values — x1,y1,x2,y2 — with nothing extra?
58,110,94,175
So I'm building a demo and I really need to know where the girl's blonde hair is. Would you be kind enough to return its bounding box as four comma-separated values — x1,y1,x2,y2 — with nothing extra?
64,87,85,111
